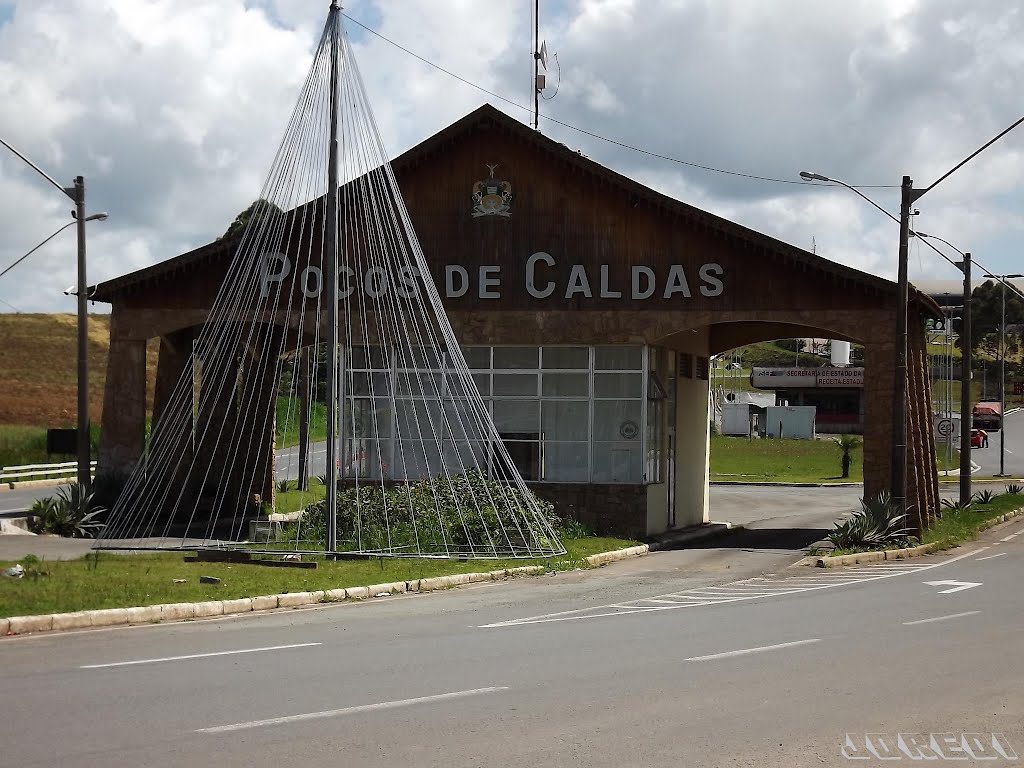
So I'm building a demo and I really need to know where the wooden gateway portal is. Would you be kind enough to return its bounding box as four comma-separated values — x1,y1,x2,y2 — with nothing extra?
93,104,940,539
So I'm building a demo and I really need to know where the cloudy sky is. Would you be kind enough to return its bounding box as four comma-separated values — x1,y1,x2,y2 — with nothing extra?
0,0,1021,313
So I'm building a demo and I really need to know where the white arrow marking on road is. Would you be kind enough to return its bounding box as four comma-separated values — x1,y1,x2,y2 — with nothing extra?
923,580,982,594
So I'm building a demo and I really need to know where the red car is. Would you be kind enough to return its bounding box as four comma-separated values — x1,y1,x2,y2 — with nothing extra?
970,429,986,448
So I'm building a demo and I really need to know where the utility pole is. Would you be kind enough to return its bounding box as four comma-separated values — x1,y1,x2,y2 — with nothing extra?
324,1,341,554
533,0,540,130
892,176,912,514
959,253,972,505
73,176,90,488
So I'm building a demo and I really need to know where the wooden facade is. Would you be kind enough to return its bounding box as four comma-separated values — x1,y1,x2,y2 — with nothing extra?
94,104,941,538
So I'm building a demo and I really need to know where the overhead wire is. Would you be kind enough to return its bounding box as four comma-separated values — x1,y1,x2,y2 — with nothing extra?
340,11,894,189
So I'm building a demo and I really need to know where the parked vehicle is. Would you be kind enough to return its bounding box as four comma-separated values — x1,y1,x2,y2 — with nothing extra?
972,401,1002,431
970,428,985,449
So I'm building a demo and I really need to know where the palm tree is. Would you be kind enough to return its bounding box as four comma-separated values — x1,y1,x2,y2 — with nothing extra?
834,434,862,479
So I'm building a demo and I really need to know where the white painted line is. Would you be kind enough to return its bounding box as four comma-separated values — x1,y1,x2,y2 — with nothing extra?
977,552,1008,561
903,611,980,626
0,507,27,513
923,580,982,594
81,642,322,669
197,687,508,733
685,638,821,662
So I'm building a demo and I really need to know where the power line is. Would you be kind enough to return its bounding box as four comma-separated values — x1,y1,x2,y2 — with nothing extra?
341,12,895,190
922,114,1024,197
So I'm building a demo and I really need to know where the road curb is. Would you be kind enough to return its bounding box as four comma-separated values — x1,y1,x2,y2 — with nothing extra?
1,564,549,637
585,544,650,566
710,481,863,487
800,507,1024,568
2,478,77,492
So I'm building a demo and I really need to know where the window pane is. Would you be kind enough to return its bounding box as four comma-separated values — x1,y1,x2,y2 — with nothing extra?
460,346,491,369
350,345,387,370
350,398,392,437
493,346,539,369
350,371,391,396
593,400,642,441
493,373,538,397
395,371,443,397
395,398,445,438
542,400,589,441
408,345,443,369
343,437,392,480
592,442,642,483
542,372,589,397
472,373,491,396
543,442,589,482
492,399,539,432
542,346,589,369
501,438,540,481
594,373,642,399
394,439,442,480
594,345,643,370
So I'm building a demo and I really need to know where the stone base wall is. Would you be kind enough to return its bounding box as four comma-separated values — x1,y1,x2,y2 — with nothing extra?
527,482,648,539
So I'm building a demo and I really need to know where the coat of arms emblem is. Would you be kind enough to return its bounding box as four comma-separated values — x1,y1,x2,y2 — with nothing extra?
471,164,513,217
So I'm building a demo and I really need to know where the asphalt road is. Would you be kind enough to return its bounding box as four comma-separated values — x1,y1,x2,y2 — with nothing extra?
1,515,1022,767
964,408,1024,478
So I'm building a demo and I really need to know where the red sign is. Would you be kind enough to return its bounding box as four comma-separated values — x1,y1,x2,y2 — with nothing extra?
1015,381,1024,396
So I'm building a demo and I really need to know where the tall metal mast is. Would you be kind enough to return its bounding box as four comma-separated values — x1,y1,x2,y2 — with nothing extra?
325,1,341,553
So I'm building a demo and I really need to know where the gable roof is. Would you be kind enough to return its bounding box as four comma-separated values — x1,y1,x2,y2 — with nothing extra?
92,102,938,314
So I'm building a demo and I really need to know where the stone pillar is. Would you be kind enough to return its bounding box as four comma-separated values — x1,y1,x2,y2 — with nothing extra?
97,333,148,478
862,338,895,503
152,327,194,430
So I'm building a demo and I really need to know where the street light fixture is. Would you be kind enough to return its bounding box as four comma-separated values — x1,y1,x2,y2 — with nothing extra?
983,272,1024,477
799,170,924,517
0,214,108,280
0,136,101,488
912,231,973,505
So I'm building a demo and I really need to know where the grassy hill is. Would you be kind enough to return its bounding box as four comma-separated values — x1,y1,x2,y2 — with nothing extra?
0,312,157,433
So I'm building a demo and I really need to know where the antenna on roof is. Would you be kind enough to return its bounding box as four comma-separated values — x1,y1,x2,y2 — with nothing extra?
532,4,558,130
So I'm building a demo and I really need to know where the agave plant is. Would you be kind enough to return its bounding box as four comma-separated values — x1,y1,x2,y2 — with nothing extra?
28,484,107,538
827,491,912,550
973,489,998,505
276,479,293,494
940,498,974,516
315,474,328,486
1006,484,1023,495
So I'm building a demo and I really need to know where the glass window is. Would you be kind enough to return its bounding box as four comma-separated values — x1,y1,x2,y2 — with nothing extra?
542,346,589,369
594,345,642,370
594,373,642,399
394,439,442,480
501,439,541,481
543,442,589,482
349,371,391,396
593,400,642,441
460,346,491,369
542,372,589,397
542,400,589,441
395,371,443,397
492,399,540,432
472,373,491,396
350,345,387,370
493,346,539,369
493,373,538,397
592,442,642,483
349,398,392,437
408,345,443,370
394,398,446,438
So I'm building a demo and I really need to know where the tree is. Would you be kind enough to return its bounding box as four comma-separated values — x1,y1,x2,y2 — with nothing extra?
219,198,284,241
833,434,862,479
963,279,1024,358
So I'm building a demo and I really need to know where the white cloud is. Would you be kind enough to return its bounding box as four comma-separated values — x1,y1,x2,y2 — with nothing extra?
1,0,1022,314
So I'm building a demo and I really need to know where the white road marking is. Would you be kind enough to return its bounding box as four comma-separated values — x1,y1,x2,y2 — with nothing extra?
1000,532,1021,542
481,550,980,628
923,580,982,594
685,638,821,662
977,552,1008,561
903,611,980,626
81,642,322,669
197,687,509,733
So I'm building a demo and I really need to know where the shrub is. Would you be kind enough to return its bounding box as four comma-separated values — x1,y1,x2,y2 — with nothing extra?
276,479,293,494
1006,484,1023,495
282,470,561,554
27,484,105,538
827,492,913,550
941,498,974,516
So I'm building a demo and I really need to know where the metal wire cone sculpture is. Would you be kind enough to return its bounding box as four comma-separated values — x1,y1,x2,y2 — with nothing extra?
95,5,565,558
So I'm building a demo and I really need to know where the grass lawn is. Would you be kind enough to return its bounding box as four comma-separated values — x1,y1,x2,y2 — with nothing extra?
924,491,1024,549
0,536,635,617
0,424,100,472
273,479,327,514
710,434,860,483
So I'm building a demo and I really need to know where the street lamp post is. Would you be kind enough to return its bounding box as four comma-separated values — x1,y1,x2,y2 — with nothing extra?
0,137,102,488
799,171,924,515
914,232,972,506
983,272,1024,477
